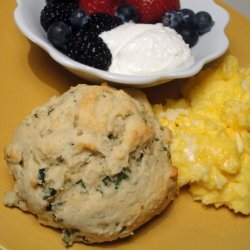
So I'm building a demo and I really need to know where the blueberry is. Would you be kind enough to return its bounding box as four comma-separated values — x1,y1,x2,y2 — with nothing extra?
177,25,199,47
162,11,182,30
179,8,195,25
193,11,214,35
115,4,138,23
70,9,90,30
47,21,72,51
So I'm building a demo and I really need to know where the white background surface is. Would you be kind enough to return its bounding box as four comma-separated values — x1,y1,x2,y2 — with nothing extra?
222,0,250,17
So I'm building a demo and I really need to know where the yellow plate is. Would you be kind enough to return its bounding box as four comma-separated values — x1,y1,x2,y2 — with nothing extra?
0,1,250,250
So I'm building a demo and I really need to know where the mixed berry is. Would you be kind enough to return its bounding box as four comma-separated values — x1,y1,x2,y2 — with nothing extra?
41,1,77,31
40,0,214,71
162,9,214,47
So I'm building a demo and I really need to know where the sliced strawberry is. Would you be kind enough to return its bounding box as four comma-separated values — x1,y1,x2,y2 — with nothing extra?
125,0,180,23
79,0,121,16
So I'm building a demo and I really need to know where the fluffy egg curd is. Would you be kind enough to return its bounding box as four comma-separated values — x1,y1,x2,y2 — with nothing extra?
154,56,250,215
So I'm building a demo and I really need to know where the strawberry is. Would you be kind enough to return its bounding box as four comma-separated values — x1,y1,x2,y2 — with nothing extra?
125,0,180,23
79,0,122,16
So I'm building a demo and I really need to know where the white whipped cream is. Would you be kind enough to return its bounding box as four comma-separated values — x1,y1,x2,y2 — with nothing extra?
99,23,194,76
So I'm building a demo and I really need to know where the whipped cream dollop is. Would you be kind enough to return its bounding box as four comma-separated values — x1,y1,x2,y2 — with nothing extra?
99,23,194,76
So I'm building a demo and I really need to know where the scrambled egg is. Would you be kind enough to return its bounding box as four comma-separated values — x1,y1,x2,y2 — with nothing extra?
154,56,250,215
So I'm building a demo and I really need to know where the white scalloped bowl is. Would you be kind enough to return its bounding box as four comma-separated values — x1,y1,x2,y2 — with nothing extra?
14,0,229,87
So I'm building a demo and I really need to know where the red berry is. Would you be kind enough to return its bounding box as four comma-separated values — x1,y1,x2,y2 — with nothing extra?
79,0,122,16
125,0,180,23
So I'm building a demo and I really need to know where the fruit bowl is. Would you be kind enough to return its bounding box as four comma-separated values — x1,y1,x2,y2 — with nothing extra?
14,0,229,88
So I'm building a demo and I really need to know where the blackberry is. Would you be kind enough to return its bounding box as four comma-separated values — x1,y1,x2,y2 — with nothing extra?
82,13,122,35
67,30,112,71
46,0,77,4
40,2,77,31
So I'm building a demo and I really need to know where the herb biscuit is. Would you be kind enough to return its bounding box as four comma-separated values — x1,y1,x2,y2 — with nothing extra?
4,84,177,246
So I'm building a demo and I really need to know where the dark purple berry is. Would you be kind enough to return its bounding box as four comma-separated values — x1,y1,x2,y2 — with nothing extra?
46,0,77,4
177,24,199,47
82,13,121,35
179,9,195,26
193,11,214,35
70,9,90,30
115,4,138,23
162,11,182,30
40,2,77,31
67,30,112,70
47,21,72,51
